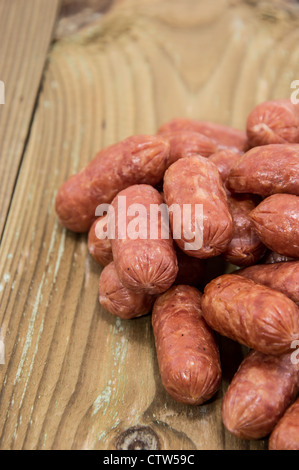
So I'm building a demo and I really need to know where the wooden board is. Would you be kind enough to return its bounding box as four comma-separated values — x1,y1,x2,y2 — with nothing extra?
0,0,60,238
1,0,299,450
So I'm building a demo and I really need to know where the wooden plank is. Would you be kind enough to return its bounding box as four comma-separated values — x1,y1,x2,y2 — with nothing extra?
1,0,299,450
0,0,60,238
56,0,114,39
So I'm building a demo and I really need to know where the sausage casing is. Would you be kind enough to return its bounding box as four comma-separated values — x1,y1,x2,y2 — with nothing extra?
249,194,299,258
208,149,243,182
88,216,113,266
99,262,154,319
152,285,221,405
246,99,299,147
163,156,233,258
55,135,170,232
269,397,299,450
201,274,299,355
111,184,178,294
222,350,299,440
237,261,299,305
224,194,265,266
158,118,248,151
227,144,299,197
161,130,219,165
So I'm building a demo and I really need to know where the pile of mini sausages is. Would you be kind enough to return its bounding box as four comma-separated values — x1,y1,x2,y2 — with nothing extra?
55,99,299,450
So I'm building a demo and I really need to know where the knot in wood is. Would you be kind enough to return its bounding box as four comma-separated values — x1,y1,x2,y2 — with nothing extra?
115,425,160,450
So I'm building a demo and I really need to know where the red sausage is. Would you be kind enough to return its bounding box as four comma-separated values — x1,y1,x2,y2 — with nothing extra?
202,274,299,355
237,261,299,306
158,118,248,151
163,156,233,258
227,144,299,197
88,216,113,266
249,194,299,258
152,285,221,405
110,184,178,295
99,262,154,319
55,135,170,232
161,130,219,165
224,194,265,267
269,397,299,450
222,350,299,440
246,99,299,147
208,149,243,182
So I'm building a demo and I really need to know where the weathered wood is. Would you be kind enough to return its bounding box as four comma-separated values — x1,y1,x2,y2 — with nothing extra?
56,0,114,39
0,0,60,238
1,0,299,450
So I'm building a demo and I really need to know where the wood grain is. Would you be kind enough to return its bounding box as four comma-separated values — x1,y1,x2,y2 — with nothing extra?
1,0,299,450
0,0,60,238
56,0,114,38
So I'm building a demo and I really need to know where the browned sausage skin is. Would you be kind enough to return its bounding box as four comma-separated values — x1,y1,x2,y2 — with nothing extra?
208,149,243,183
237,261,299,306
224,194,265,267
99,262,155,319
159,192,207,286
201,274,299,355
111,184,178,295
163,156,233,259
55,135,170,232
152,285,221,405
269,397,299,450
249,194,299,258
158,119,248,151
246,99,299,147
161,130,219,165
222,350,299,440
227,144,299,197
88,216,113,266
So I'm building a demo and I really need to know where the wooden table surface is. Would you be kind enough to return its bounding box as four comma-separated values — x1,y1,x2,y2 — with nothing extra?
1,0,299,450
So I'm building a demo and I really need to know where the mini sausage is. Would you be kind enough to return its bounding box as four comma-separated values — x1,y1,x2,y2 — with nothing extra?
158,118,248,151
227,144,299,197
159,192,207,286
222,350,299,440
161,130,219,165
249,194,299,258
88,216,113,266
152,285,221,405
269,397,299,450
55,135,170,232
246,99,299,147
99,262,155,319
208,149,243,182
201,274,299,355
110,184,178,294
237,261,299,305
224,194,265,267
163,156,233,258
